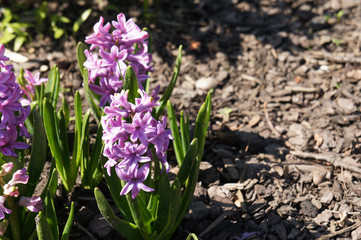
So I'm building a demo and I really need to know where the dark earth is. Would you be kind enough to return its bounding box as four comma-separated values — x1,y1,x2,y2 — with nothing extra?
4,0,361,239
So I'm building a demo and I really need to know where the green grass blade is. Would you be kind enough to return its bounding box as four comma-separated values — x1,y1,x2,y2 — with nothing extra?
155,45,182,119
94,188,143,240
60,202,75,240
166,101,184,165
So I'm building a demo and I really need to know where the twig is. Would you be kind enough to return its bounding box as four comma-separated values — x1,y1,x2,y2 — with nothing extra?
74,222,98,240
310,51,361,64
318,221,361,240
199,211,232,237
284,86,319,93
290,151,361,174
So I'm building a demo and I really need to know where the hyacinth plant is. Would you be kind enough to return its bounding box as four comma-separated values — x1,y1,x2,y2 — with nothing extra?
0,44,74,240
76,13,212,240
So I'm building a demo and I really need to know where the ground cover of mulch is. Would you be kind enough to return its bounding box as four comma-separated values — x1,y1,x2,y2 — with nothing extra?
5,0,361,239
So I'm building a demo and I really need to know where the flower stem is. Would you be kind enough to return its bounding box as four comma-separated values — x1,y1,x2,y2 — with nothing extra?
126,194,149,240
7,197,21,240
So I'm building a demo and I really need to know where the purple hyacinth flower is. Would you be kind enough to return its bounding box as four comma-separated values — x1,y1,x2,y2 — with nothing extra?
133,89,158,113
117,163,154,199
18,196,43,212
85,16,114,50
111,13,149,47
117,142,151,173
0,126,28,157
83,50,107,82
149,116,173,155
24,70,48,86
123,112,154,145
0,197,11,220
7,168,29,186
0,162,13,176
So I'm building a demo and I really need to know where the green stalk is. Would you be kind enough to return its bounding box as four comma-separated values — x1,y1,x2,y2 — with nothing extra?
7,197,21,240
126,195,150,240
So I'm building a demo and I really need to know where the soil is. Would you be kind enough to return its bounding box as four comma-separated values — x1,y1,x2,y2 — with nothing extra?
5,0,361,239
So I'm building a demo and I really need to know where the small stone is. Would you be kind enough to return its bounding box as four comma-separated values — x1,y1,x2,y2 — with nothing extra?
300,200,318,218
40,65,49,72
337,98,356,114
207,186,231,199
320,188,334,204
313,169,327,185
314,210,332,225
195,77,219,90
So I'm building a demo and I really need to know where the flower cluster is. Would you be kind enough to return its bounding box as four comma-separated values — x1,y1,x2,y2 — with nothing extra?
0,162,42,222
101,89,172,198
0,44,31,157
84,13,153,106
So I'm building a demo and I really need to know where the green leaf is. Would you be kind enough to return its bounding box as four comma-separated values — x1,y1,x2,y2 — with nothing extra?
73,9,92,36
43,100,69,191
155,178,182,240
60,202,74,240
45,66,60,109
47,168,58,199
166,101,184,165
13,36,26,51
83,69,102,122
101,157,133,222
153,173,170,233
169,92,212,237
36,212,54,240
27,110,47,195
180,111,190,156
44,192,59,240
76,42,88,77
155,45,182,119
35,1,48,23
177,138,198,187
86,123,103,189
53,27,65,39
1,8,13,31
0,30,16,44
62,98,70,128
123,66,139,104
94,188,143,240
186,233,199,240
193,91,212,160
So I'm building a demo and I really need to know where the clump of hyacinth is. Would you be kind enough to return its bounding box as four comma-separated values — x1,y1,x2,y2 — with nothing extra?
84,13,153,106
0,162,42,223
101,89,172,199
0,44,31,157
